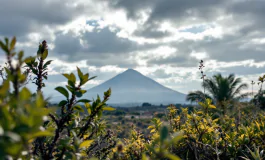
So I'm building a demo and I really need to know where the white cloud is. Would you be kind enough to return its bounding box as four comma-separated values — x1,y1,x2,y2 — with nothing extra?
190,51,208,60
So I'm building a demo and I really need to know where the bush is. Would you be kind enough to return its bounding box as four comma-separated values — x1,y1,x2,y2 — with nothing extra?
0,37,116,159
112,100,265,160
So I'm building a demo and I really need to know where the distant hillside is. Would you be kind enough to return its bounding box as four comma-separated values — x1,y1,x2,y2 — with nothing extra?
84,69,187,106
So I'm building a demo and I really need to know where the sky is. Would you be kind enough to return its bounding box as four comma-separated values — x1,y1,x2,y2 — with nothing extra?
1,0,265,96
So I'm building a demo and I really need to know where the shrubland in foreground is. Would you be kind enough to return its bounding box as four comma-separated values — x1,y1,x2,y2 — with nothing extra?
0,37,264,160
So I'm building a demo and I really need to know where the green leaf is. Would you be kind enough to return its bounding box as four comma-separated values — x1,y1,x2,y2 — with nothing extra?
77,99,91,103
0,80,10,96
69,73,76,84
80,90,87,94
10,37,16,51
171,132,183,143
42,50,48,60
77,67,83,79
63,73,71,80
66,85,74,93
33,62,38,67
68,80,75,88
43,60,53,68
103,106,115,111
19,73,26,83
88,76,97,81
55,86,69,99
24,56,35,65
18,51,23,62
104,88,111,97
81,73,90,85
32,68,38,75
29,131,53,139
74,105,84,112
79,140,93,148
20,87,31,100
160,126,168,142
83,73,89,79
58,100,68,106
165,153,181,160
36,93,45,108
0,40,8,53
97,110,103,118
75,91,82,98
142,154,148,160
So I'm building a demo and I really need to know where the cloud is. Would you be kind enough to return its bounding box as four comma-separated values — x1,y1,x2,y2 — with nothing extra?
0,0,88,37
52,26,157,67
1,0,265,95
133,23,172,39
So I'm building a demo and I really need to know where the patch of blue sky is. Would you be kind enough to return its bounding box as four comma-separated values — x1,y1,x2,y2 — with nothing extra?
179,24,213,34
86,20,100,27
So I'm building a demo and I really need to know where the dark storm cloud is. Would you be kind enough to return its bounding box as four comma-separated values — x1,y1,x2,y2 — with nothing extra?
147,0,226,23
228,0,265,20
220,65,265,76
172,34,265,63
106,0,228,25
107,0,226,20
53,32,83,55
53,27,138,57
81,27,138,54
53,27,157,67
133,23,171,39
0,0,86,37
106,0,153,19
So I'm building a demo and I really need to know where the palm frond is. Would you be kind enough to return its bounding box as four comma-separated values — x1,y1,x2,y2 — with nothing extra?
186,91,212,103
232,83,248,97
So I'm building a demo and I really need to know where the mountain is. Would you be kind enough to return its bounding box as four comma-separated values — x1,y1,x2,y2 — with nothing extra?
84,69,187,106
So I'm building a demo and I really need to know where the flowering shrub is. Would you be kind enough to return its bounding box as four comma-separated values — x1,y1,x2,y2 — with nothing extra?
168,101,265,159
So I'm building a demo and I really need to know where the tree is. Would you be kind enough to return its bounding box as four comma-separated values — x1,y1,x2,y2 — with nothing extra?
186,74,248,112
142,102,152,107
186,91,212,103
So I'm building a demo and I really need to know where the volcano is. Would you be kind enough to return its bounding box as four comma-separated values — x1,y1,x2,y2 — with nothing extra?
84,69,186,106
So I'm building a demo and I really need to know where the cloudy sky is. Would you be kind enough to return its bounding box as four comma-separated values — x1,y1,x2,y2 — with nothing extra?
1,0,265,96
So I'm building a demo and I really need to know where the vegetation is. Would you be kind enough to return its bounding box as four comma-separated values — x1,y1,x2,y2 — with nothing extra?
0,37,265,160
187,61,249,114
187,74,248,103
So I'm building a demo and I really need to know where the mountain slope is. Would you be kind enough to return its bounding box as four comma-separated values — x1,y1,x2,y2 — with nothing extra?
84,69,186,105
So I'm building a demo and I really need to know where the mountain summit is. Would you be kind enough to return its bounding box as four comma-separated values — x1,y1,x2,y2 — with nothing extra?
84,69,186,105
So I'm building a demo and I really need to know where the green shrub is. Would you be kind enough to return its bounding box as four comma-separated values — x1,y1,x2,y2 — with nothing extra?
0,37,116,159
